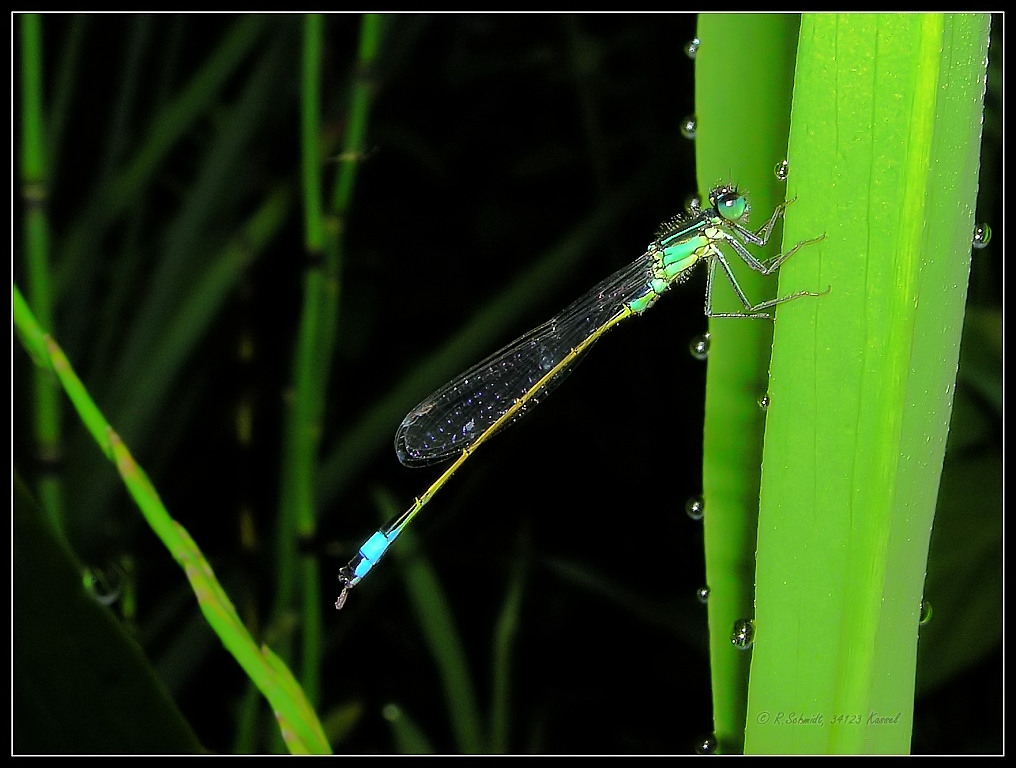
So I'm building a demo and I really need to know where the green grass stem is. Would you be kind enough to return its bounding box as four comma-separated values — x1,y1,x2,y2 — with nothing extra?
14,285,331,754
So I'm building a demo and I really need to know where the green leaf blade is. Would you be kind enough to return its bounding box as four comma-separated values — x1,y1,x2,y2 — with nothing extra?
746,13,991,755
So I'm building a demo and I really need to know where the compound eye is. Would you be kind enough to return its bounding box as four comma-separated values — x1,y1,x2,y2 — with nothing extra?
715,190,747,222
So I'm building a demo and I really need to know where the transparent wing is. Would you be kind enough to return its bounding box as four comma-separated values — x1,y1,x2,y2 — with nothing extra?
395,250,661,466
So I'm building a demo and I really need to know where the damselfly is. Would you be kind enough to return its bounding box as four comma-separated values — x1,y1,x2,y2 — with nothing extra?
335,184,824,609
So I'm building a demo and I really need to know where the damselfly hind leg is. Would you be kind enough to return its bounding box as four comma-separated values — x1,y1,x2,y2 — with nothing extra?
705,232,828,319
